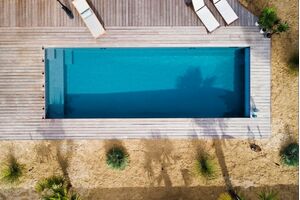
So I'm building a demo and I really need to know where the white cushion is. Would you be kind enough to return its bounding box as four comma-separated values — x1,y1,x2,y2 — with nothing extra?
84,13,106,38
81,8,93,19
214,0,238,24
72,0,89,14
192,0,205,11
72,0,105,38
196,6,220,32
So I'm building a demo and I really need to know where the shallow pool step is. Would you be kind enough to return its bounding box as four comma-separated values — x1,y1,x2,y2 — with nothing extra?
45,48,65,118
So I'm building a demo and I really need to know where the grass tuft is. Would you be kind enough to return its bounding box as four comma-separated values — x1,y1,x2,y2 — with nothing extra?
280,143,299,166
106,147,129,170
0,155,24,184
35,175,81,200
70,192,82,200
35,176,80,200
258,190,279,200
35,175,65,193
194,153,216,179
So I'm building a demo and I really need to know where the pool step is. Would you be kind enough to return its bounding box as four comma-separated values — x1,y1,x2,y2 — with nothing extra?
45,48,65,118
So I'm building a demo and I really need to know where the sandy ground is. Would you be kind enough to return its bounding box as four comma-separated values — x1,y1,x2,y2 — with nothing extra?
0,138,298,199
0,0,299,199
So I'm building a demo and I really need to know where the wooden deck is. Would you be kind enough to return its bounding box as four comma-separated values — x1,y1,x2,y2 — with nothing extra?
0,0,257,27
0,26,271,140
0,0,270,139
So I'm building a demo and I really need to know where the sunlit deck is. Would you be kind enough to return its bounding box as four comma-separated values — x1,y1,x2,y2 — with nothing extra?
0,0,270,139
0,0,256,27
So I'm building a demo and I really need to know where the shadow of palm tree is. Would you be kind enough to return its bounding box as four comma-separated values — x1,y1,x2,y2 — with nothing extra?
142,132,178,188
34,142,53,163
35,120,74,190
180,168,193,186
176,68,206,89
54,140,74,189
178,64,240,193
193,119,237,196
213,139,234,192
175,64,244,118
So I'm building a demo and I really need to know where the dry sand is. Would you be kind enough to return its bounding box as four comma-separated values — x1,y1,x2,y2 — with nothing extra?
0,0,299,199
0,137,298,200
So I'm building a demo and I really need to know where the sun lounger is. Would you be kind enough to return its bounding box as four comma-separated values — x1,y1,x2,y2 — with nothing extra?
192,0,220,32
72,0,105,38
212,0,238,25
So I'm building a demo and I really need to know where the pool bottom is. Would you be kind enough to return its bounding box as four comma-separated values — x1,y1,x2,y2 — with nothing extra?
45,47,250,119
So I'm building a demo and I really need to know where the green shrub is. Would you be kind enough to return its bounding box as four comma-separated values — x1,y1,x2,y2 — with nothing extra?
281,143,299,166
0,155,24,184
35,175,65,193
195,153,216,179
35,176,67,199
106,147,129,170
258,190,279,200
258,7,289,37
35,175,81,200
275,22,289,33
258,7,279,31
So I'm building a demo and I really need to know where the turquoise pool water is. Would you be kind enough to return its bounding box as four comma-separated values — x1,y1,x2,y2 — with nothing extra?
45,47,250,118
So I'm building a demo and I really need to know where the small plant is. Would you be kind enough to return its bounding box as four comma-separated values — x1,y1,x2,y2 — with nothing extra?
35,175,81,200
266,21,290,37
258,190,279,200
258,7,279,31
0,155,24,184
258,7,289,37
275,22,289,33
194,153,216,179
106,147,129,170
35,176,67,199
281,143,299,166
218,192,232,200
35,175,65,193
70,193,81,200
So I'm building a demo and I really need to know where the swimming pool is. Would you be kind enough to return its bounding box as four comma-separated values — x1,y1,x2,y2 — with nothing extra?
45,47,250,118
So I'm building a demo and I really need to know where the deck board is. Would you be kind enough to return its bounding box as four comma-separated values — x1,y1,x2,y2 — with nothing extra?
0,0,257,27
0,26,271,139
